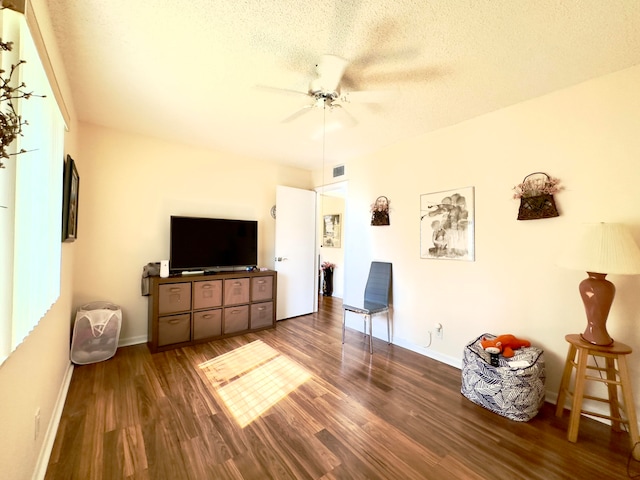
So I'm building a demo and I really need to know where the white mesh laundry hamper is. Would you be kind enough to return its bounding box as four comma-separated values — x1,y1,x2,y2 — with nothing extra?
70,302,122,365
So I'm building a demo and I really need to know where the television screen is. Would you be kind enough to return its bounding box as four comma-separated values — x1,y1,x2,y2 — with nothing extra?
170,216,258,272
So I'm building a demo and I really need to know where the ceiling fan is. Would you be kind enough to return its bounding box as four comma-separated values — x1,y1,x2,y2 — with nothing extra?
262,53,394,126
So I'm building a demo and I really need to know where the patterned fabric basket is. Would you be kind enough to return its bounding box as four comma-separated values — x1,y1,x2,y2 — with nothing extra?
461,333,546,422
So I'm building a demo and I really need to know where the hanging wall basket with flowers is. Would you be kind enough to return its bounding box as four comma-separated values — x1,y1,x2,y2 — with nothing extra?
370,196,390,226
513,172,562,220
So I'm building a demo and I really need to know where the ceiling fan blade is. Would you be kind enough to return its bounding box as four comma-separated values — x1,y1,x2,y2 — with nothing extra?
358,66,446,86
351,47,422,70
310,103,357,140
330,104,358,128
281,104,315,123
310,54,349,93
340,90,397,104
256,84,310,97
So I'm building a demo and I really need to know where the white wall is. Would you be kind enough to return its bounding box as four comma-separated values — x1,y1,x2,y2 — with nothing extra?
73,124,313,343
342,64,640,419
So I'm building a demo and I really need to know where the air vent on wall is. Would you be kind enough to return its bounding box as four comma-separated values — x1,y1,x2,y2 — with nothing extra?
333,165,345,178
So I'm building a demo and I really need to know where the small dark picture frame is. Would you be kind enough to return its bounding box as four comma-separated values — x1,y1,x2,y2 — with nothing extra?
62,155,79,242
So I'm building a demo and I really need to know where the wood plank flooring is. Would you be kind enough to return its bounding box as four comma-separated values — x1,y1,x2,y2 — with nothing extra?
46,297,639,479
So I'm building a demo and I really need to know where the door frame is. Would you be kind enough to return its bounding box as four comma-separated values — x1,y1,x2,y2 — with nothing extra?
315,181,348,299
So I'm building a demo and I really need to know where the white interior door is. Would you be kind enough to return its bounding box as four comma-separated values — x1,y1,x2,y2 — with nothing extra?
275,185,317,320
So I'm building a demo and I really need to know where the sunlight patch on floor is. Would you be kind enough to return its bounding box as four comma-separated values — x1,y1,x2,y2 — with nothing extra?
198,340,310,428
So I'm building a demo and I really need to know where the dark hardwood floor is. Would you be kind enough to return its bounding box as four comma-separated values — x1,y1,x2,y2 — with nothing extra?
46,296,639,479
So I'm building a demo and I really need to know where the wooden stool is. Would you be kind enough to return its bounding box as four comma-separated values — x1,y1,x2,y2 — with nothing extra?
555,334,639,455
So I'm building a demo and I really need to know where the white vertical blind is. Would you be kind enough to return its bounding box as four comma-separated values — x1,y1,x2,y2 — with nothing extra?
0,9,64,364
0,7,20,365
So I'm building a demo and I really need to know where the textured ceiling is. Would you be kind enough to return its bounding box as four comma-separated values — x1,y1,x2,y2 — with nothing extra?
45,0,640,171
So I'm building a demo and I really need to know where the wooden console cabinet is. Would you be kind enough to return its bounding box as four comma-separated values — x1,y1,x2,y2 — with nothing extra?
147,270,277,353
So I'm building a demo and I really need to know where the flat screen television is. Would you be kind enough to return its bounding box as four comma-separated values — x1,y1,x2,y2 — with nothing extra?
170,216,258,273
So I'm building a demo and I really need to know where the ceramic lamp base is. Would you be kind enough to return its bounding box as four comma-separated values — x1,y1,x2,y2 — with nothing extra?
579,272,615,346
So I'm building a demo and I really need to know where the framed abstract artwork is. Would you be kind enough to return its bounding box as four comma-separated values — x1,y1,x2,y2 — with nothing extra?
420,186,474,261
322,214,341,248
62,155,80,242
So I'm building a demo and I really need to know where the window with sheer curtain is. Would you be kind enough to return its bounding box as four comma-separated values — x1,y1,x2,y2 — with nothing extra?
0,9,65,365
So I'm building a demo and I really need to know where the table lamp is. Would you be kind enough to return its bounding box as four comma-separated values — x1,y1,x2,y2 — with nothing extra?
559,223,640,345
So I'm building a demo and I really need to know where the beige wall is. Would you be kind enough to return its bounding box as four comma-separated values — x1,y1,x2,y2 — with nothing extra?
0,1,79,479
342,64,640,418
74,124,313,343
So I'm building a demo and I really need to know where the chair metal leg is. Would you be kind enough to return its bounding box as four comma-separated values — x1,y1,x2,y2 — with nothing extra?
368,314,373,354
386,311,391,344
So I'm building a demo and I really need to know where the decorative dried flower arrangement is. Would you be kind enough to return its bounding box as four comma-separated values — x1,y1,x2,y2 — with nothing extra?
321,261,335,271
1,16,43,169
513,172,563,220
512,174,562,199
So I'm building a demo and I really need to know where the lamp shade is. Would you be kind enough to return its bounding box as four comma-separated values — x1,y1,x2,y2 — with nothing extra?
559,223,640,275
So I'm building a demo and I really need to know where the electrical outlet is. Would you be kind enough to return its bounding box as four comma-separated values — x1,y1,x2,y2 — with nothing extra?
34,408,41,440
435,323,443,339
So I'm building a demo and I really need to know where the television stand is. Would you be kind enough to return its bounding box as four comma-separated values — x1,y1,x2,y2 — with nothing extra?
147,270,277,353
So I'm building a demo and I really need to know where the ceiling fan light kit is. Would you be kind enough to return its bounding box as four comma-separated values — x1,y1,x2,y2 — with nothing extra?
267,53,392,127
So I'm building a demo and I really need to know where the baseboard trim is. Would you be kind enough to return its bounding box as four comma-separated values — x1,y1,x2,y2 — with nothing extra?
33,361,74,480
118,335,147,347
391,337,463,370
